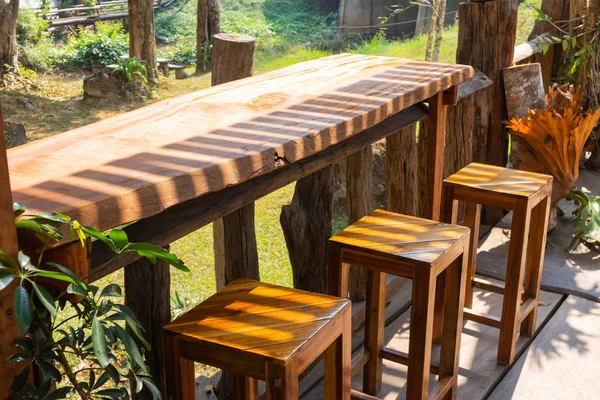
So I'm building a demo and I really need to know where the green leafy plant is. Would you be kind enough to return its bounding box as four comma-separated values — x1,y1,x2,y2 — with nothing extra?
172,40,197,66
112,57,148,85
64,22,129,69
16,10,49,46
2,204,189,399
568,190,600,250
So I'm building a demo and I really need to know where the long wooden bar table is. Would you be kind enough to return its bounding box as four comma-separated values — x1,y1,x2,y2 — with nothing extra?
9,53,472,235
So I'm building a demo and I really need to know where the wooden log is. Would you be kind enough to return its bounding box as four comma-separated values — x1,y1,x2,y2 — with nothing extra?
211,33,258,292
280,165,333,294
124,252,171,398
385,124,421,217
346,147,372,301
0,106,22,398
88,104,430,280
211,33,257,400
211,33,255,86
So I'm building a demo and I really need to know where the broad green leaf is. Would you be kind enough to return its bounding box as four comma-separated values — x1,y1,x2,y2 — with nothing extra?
17,251,37,271
67,283,88,297
14,285,33,333
26,211,71,224
13,203,26,218
9,364,30,392
7,352,30,362
32,282,57,317
0,270,15,291
100,283,123,298
114,304,150,349
93,369,113,390
114,324,148,374
105,364,120,385
95,388,127,399
46,386,73,400
37,361,61,386
141,377,162,400
82,226,116,252
92,317,110,368
562,39,568,52
109,229,129,250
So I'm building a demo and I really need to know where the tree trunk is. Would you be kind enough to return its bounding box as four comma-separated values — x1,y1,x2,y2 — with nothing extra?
196,0,221,73
280,166,334,295
425,0,438,61
432,0,446,62
346,147,372,301
0,0,19,76
124,253,171,399
129,0,157,84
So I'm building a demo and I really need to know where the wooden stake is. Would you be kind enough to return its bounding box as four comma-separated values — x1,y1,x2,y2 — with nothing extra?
0,106,22,398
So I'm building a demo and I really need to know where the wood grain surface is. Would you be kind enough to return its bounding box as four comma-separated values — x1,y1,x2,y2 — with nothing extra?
8,54,473,233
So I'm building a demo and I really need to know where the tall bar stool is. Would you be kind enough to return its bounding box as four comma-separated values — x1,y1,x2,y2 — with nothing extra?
441,162,552,365
163,279,352,400
328,210,470,399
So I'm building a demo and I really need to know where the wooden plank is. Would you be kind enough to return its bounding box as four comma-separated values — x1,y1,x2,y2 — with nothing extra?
304,284,563,399
488,295,600,400
9,54,473,235
89,104,430,279
0,106,23,397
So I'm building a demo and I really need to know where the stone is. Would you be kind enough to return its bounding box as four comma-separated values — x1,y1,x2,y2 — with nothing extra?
83,72,122,99
17,97,37,111
3,122,27,148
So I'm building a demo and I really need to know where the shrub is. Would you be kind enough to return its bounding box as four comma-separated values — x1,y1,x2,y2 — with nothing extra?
16,10,49,45
155,0,197,43
112,56,148,85
19,38,62,72
172,40,197,65
64,22,129,69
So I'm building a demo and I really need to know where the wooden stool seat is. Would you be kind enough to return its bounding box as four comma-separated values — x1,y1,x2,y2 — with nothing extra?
442,162,553,366
163,278,352,399
329,210,470,399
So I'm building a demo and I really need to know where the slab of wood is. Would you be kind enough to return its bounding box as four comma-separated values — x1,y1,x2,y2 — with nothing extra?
303,285,564,399
8,54,473,233
489,295,600,400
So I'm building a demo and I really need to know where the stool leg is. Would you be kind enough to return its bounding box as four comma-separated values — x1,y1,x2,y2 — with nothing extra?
233,374,259,400
498,200,531,365
521,195,551,337
327,243,349,298
463,203,481,309
438,252,467,400
407,268,436,400
266,362,298,400
434,185,459,342
363,270,386,395
163,333,196,400
325,307,351,400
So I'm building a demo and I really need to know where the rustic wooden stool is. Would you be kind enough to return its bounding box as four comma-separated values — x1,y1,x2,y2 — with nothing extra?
328,210,470,399
163,278,352,400
441,162,553,365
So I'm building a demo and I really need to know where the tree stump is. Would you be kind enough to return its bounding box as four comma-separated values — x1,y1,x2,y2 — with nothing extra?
280,166,334,295
211,34,256,86
346,147,372,301
124,252,171,399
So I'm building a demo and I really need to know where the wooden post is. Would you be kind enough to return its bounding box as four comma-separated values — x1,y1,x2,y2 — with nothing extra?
211,34,257,400
124,253,171,399
386,124,424,218
211,33,258,292
451,0,519,225
346,146,372,301
0,106,22,398
281,166,333,294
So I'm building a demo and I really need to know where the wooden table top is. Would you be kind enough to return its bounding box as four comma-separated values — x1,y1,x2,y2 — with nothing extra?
8,54,473,232
164,278,350,363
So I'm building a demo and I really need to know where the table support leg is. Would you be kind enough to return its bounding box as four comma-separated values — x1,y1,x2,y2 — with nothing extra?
425,92,448,222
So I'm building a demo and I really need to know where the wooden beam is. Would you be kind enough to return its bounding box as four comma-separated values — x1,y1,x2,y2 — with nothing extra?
0,106,23,397
89,104,430,280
